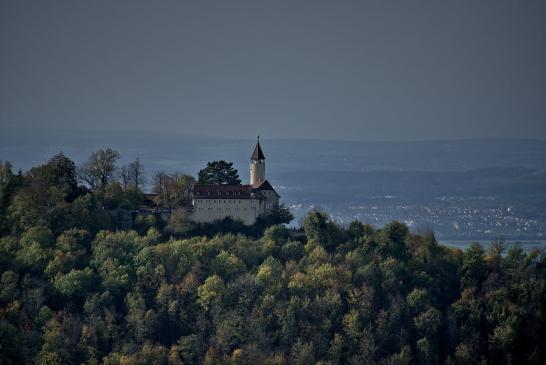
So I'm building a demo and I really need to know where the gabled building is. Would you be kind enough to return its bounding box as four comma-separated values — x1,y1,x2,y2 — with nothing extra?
190,139,280,225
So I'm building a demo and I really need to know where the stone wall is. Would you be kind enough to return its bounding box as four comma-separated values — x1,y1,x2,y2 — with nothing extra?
191,197,262,225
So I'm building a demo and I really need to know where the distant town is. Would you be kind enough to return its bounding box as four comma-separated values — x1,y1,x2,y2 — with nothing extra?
288,198,545,242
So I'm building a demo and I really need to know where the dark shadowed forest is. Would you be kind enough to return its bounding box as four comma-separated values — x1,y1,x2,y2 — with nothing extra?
1,152,545,364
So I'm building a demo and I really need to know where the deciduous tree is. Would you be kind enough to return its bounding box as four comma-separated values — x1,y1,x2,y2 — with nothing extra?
78,148,120,191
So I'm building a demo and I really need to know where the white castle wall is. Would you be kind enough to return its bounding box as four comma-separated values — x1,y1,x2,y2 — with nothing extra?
190,197,264,225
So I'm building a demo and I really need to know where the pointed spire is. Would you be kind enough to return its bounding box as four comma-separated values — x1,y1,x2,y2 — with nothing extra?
251,136,265,160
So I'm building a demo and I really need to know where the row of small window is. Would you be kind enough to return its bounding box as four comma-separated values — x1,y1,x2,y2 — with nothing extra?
200,191,242,196
199,207,247,211
196,199,243,204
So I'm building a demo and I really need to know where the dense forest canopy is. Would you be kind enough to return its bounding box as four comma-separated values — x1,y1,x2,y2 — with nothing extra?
0,152,545,364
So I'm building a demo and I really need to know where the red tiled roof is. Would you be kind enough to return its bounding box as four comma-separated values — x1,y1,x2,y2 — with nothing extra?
142,193,159,207
193,184,265,200
144,193,159,200
252,179,280,197
252,179,272,190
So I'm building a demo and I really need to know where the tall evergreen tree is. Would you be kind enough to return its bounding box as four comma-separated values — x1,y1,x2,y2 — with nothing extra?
197,160,241,185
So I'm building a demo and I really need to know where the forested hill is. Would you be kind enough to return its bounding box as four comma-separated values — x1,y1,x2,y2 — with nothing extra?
1,154,546,364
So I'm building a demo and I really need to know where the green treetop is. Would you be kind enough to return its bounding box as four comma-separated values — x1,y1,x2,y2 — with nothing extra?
197,160,241,185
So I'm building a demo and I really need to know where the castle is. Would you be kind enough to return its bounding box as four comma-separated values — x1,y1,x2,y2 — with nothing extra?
190,139,280,225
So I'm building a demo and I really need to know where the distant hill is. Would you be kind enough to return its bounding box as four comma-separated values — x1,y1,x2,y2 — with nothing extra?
2,128,545,201
3,127,546,174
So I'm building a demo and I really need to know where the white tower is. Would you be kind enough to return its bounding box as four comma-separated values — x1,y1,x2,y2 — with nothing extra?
250,136,265,185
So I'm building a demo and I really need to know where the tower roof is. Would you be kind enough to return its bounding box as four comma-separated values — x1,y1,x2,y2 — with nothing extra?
251,138,265,160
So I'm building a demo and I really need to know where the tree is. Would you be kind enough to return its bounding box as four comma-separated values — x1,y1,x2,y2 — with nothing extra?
461,242,487,289
215,310,247,353
347,220,373,242
119,165,131,191
53,267,96,298
197,275,225,311
414,307,442,338
263,224,289,245
303,211,342,249
43,152,79,199
119,157,145,191
36,313,85,364
2,151,546,365
45,229,89,278
153,172,195,208
416,337,437,365
281,240,305,261
128,157,145,189
16,225,54,271
7,156,79,233
378,221,409,260
262,204,294,226
90,230,146,296
290,339,315,365
178,335,200,365
211,251,246,280
153,171,169,204
78,148,120,191
0,271,19,302
406,288,429,314
102,181,124,209
125,290,156,344
0,161,22,233
197,160,241,185
165,209,195,236
121,186,144,209
0,160,14,186
256,256,283,287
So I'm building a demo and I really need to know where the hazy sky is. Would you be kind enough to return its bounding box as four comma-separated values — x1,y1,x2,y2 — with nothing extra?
1,0,545,141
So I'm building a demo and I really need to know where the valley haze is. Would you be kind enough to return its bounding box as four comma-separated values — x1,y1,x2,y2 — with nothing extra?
2,127,545,247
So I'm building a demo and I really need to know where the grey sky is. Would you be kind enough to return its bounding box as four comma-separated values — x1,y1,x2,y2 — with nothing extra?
1,0,545,141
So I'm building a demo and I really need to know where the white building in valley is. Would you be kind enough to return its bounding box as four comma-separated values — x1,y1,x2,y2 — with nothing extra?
190,139,280,225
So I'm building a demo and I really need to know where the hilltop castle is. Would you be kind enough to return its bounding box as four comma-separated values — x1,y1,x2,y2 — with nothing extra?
190,139,280,225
